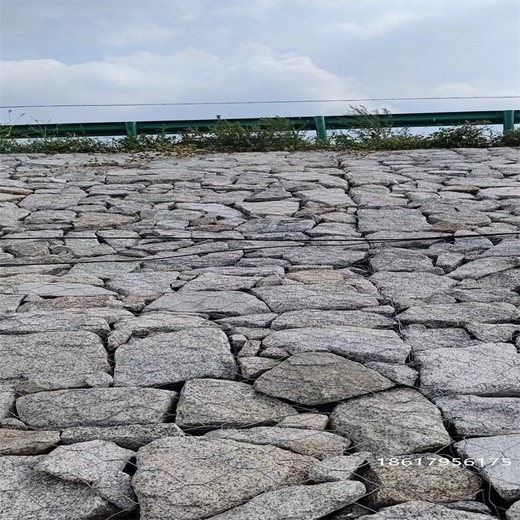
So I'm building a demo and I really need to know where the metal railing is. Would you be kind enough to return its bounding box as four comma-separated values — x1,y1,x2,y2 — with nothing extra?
1,110,517,140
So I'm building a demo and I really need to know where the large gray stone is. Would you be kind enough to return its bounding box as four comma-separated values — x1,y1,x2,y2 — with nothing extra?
357,208,431,233
61,423,184,450
330,388,451,455
19,191,86,210
175,378,297,429
279,247,367,267
399,302,520,326
36,440,136,510
205,426,350,460
105,272,179,297
455,435,520,502
114,328,237,387
0,311,110,335
107,311,218,349
16,388,176,428
254,352,394,405
0,429,60,455
357,501,492,519
402,325,473,351
416,343,520,397
237,200,300,216
145,290,270,315
132,436,317,520
0,331,109,393
370,271,457,310
435,395,520,436
180,272,261,291
208,481,366,520
361,453,482,508
262,327,410,364
252,285,378,312
0,455,117,520
271,310,393,329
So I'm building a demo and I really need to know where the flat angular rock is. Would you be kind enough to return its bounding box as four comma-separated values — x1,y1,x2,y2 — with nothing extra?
0,331,109,393
19,191,86,210
108,312,217,349
252,285,378,313
105,272,179,297
114,329,237,387
61,423,184,450
403,325,473,351
330,388,451,455
208,481,366,520
133,436,316,520
11,281,116,297
36,440,136,510
399,302,520,326
370,249,436,272
0,311,110,335
271,309,393,329
280,246,367,267
0,455,117,520
435,395,520,436
449,257,518,280
254,352,394,405
455,435,520,502
357,501,491,519
0,429,60,455
176,378,297,429
309,453,370,482
295,187,355,206
364,362,418,386
180,272,260,291
370,271,457,310
17,388,177,429
416,343,520,397
262,327,410,364
357,209,431,233
205,426,350,459
361,453,482,508
145,290,270,315
237,200,300,216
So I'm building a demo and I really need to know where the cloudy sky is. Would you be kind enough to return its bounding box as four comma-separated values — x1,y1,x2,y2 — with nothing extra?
1,0,519,125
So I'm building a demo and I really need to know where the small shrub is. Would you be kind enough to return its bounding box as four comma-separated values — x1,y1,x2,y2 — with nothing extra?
501,128,520,146
429,123,495,148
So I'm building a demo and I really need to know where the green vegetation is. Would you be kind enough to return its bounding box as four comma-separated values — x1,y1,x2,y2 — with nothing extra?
1,108,517,154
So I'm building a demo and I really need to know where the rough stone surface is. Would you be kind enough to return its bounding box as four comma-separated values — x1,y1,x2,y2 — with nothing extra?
114,328,237,387
205,426,350,459
361,453,482,508
262,327,411,363
16,388,177,428
132,436,317,519
207,481,367,520
0,455,118,520
175,378,297,429
0,331,110,393
0,429,60,455
330,389,451,455
309,453,370,482
455,435,520,502
435,395,520,436
254,352,394,405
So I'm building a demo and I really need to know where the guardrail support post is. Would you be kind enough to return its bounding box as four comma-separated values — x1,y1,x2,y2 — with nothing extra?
503,111,515,133
314,116,327,141
125,122,137,137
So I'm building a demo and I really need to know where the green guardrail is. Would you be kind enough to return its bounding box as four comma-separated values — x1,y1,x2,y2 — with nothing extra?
1,110,518,140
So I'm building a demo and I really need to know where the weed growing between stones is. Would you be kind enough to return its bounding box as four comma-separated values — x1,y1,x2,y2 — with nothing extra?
1,108,517,154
